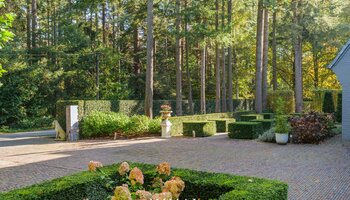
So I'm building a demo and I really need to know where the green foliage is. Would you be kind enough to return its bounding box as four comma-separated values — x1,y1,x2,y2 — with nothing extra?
80,112,160,138
182,121,216,137
169,111,253,136
208,118,236,132
240,114,264,121
322,91,335,113
0,162,288,200
228,122,264,139
336,92,342,122
258,128,276,143
274,98,290,133
312,89,340,112
262,113,274,119
267,90,295,114
251,119,275,131
15,116,53,129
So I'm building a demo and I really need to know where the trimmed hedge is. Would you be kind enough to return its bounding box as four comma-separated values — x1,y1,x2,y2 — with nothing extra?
240,114,264,121
336,92,342,122
267,90,295,114
312,89,340,112
251,119,275,131
169,111,254,136
322,91,335,113
262,113,274,119
56,99,254,131
208,118,236,132
228,122,264,139
183,121,216,137
0,162,288,200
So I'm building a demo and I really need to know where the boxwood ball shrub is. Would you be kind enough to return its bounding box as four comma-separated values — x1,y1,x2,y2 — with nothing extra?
183,121,216,137
0,162,288,200
228,122,264,139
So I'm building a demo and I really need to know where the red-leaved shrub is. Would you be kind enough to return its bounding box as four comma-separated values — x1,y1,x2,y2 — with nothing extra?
289,112,335,144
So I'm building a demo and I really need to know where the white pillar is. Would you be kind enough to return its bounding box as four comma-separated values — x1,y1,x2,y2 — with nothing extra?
161,119,172,138
342,87,350,141
66,105,79,141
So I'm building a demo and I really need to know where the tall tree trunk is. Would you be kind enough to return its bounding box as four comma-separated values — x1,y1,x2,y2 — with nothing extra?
293,0,303,113
133,26,140,74
26,0,31,57
255,0,264,113
272,10,278,90
215,0,221,112
221,0,227,112
145,0,154,118
31,0,37,48
102,0,107,46
312,40,319,88
185,0,194,115
201,45,206,114
262,8,269,111
227,0,234,112
175,0,183,116
112,4,116,50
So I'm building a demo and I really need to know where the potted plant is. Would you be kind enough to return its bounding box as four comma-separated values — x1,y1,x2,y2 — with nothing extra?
274,98,290,144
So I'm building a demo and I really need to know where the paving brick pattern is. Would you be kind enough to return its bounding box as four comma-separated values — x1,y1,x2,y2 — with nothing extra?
1,130,350,199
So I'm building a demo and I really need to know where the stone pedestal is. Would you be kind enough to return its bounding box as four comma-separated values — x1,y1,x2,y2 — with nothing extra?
161,119,172,138
66,105,79,141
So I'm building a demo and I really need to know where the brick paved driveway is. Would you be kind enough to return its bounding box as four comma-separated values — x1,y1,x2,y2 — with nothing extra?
0,130,350,200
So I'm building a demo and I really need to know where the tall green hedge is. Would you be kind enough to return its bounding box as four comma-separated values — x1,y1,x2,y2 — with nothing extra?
56,100,254,131
267,90,295,114
322,91,335,113
0,162,288,200
183,121,217,137
336,92,342,122
312,89,340,112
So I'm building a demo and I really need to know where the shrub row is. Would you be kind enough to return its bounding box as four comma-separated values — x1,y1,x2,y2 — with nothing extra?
169,111,254,136
56,99,254,131
228,122,264,139
80,112,161,138
0,162,288,200
312,89,341,113
183,121,217,137
209,118,236,132
240,114,264,121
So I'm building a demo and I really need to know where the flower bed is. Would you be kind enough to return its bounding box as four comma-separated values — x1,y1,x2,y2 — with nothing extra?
0,162,288,200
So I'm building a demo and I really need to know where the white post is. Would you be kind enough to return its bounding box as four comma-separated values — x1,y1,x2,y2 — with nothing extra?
161,119,172,138
66,105,79,141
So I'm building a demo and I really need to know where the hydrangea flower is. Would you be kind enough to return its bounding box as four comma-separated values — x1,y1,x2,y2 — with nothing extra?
163,176,185,199
135,190,152,200
114,185,132,200
156,162,171,176
151,192,172,200
129,167,144,185
88,161,103,172
118,162,130,176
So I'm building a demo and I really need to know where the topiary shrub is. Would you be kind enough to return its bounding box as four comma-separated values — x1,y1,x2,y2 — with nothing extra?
251,119,275,131
289,112,335,144
228,122,263,139
262,113,274,119
240,114,264,121
208,118,236,132
148,117,161,134
125,115,150,136
336,92,342,122
322,91,335,113
267,90,295,114
183,121,216,137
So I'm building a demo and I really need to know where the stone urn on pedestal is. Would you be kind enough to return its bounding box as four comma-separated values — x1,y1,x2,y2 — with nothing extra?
160,104,173,138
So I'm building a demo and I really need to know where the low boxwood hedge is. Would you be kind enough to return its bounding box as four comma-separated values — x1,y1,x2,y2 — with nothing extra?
251,119,275,131
208,118,236,132
228,122,264,139
0,162,288,200
240,114,264,121
183,121,216,137
262,113,274,119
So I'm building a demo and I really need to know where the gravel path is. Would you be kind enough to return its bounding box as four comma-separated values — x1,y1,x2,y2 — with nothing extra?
0,131,349,200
